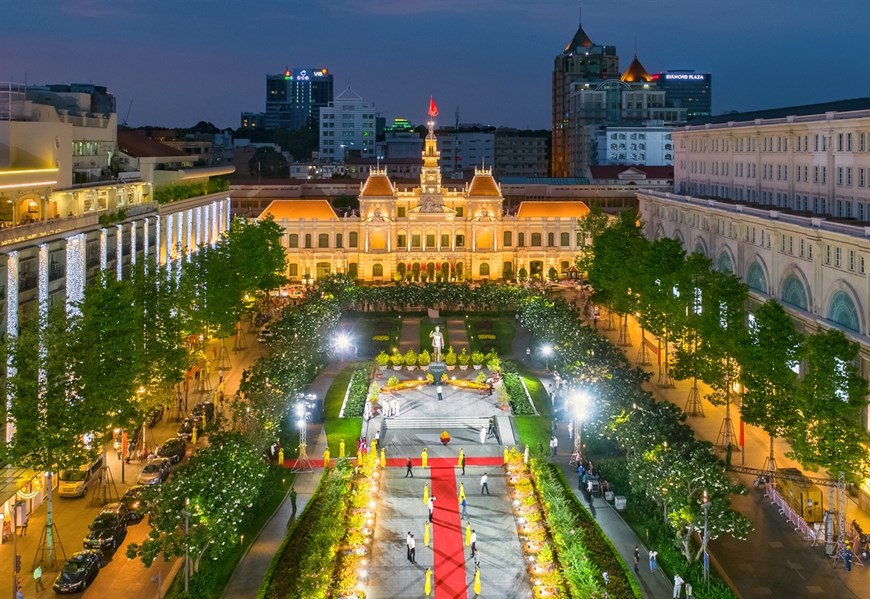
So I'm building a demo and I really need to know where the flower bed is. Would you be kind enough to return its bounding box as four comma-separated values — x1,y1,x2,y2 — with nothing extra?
380,379,430,393
501,361,536,415
444,378,488,392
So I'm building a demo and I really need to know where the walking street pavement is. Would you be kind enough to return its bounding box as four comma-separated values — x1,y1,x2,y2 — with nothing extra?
547,286,870,598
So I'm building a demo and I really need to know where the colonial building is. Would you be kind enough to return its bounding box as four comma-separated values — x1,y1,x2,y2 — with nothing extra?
261,118,590,282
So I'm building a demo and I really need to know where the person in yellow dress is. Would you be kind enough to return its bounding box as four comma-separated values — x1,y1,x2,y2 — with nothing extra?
421,448,428,469
323,447,331,466
458,482,466,501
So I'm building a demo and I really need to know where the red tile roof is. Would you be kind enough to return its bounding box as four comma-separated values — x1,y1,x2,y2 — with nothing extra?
118,130,187,158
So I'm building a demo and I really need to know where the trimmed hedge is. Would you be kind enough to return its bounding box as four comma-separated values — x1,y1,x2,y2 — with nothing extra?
343,365,370,418
502,360,535,415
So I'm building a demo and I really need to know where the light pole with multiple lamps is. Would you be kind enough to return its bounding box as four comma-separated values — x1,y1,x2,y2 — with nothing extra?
571,390,590,455
541,344,553,372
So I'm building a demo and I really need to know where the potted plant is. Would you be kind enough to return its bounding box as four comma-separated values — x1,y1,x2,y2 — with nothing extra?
390,352,404,370
474,371,488,384
498,387,511,411
425,372,435,384
440,431,451,445
404,349,417,371
458,348,470,371
387,375,400,388
486,350,501,373
375,351,389,372
418,349,431,371
444,346,457,371
471,350,485,370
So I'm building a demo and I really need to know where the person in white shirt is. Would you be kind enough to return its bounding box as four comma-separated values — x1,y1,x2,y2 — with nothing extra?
480,473,489,495
436,384,443,401
407,532,416,563
469,529,477,558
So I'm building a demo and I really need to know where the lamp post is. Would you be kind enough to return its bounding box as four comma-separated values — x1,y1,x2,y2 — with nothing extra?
335,333,352,358
181,498,191,594
700,490,712,590
572,391,590,455
541,344,553,372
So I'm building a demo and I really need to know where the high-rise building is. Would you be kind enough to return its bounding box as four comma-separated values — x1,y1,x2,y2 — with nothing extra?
551,20,620,177
650,70,712,120
381,118,423,159
494,130,549,178
319,87,377,161
262,67,333,130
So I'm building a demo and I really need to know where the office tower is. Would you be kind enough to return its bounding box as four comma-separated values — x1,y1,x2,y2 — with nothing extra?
264,67,334,130
319,87,377,161
650,70,712,120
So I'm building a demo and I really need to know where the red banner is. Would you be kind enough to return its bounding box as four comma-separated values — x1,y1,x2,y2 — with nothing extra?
428,96,439,118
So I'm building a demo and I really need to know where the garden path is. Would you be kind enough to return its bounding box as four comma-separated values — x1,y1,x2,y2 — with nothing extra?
399,317,422,352
445,318,469,352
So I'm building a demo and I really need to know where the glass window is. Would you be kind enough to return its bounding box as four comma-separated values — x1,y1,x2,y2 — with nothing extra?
426,234,435,248
456,207,464,217
347,263,358,278
349,232,358,247
479,263,490,276
411,234,421,248
397,207,406,218
335,233,343,248
560,232,570,246
318,233,329,248
372,263,383,277
288,263,298,277
547,232,555,247
456,234,465,248
397,234,407,247
441,234,450,247
531,233,542,247
304,234,312,248
503,231,512,247
518,232,525,247
289,234,299,248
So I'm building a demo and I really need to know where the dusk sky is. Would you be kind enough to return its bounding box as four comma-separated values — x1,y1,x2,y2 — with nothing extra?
3,1,868,130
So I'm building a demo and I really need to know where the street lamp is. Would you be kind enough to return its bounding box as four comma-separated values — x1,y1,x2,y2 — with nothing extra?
541,344,553,371
700,490,712,590
181,498,191,594
335,333,352,357
572,391,590,455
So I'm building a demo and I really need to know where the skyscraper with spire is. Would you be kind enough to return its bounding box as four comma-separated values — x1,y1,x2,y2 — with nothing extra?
551,17,619,177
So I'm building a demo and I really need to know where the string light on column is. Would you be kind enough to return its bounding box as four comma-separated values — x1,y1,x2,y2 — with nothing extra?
116,224,123,280
176,211,183,261
165,213,173,272
65,233,85,316
185,208,193,262
211,202,219,247
38,243,49,322
99,228,107,272
130,220,137,267
5,252,18,443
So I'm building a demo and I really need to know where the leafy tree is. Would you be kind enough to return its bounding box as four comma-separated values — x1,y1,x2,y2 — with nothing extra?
739,300,802,473
790,329,870,483
127,432,269,569
248,147,289,178
225,216,288,294
2,308,102,566
573,205,610,275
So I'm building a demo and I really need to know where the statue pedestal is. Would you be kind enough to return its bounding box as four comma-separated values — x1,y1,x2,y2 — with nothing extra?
429,361,447,383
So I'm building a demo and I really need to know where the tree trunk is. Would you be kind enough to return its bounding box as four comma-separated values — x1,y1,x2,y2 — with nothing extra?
46,470,55,566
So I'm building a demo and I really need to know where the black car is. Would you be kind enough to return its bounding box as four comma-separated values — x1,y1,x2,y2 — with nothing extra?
157,437,187,464
53,550,102,593
145,405,165,427
192,401,215,424
83,503,128,552
120,486,150,523
177,417,198,440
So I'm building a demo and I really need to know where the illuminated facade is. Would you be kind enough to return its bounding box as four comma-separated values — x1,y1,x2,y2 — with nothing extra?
262,118,590,282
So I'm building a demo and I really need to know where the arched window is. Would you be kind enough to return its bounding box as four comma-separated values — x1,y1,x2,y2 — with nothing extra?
518,232,525,247
347,262,358,279
746,261,768,294
304,234,312,248
318,233,329,248
531,233,542,247
693,239,707,257
781,274,808,310
289,234,299,248
335,233,343,248
503,231,513,247
716,250,733,273
397,263,407,277
547,232,555,247
372,263,384,277
502,261,513,279
479,263,490,276
560,232,570,246
828,290,861,333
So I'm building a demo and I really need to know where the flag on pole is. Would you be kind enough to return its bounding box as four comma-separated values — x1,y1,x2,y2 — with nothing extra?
428,96,439,118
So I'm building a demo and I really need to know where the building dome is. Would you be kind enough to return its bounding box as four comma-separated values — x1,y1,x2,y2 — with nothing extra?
467,168,501,197
360,169,395,197
620,55,652,83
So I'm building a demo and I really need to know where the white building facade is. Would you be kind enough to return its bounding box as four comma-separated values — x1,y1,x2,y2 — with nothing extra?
319,87,377,161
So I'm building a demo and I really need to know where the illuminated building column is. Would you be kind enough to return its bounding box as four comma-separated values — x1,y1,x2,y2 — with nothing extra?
175,211,184,261
211,202,219,245
185,208,193,261
387,224,391,252
116,224,123,280
99,228,107,271
38,243,49,322
65,233,86,315
224,198,231,233
164,213,174,273
493,224,498,251
364,225,369,252
437,225,441,251
154,215,162,269
193,206,201,249
130,221,137,268
472,227,477,252
5,251,17,442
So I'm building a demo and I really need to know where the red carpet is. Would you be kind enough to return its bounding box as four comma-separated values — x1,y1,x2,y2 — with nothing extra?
428,457,468,599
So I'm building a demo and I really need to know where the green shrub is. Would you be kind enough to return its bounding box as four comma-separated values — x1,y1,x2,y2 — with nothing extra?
501,361,535,415
342,366,370,418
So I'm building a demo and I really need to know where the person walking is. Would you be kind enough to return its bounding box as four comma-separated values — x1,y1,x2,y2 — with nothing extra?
459,452,466,475
407,532,416,563
844,544,853,572
469,529,477,558
633,546,640,573
458,482,466,501
405,457,414,478
33,565,44,591
289,487,298,515
649,549,658,572
436,384,443,401
19,515,27,536
479,426,486,444
549,436,558,457
673,573,684,598
480,473,489,495
461,496,468,518
427,496,436,523
473,547,481,569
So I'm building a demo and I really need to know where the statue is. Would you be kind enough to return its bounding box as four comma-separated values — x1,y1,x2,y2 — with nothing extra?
429,326,444,362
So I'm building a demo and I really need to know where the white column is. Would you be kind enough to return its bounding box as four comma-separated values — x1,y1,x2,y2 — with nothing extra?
165,213,174,272
364,225,369,252
65,234,86,315
154,215,161,269
212,202,220,245
176,211,184,261
116,224,123,280
193,206,201,249
38,244,49,322
99,228,107,272
130,221,137,268
185,208,193,261
225,198,231,233
5,251,18,442
472,226,477,252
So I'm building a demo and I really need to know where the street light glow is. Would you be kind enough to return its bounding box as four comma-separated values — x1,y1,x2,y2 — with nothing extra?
336,333,351,350
541,344,553,357
572,391,590,420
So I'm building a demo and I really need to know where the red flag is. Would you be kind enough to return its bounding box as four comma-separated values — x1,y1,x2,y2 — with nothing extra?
428,96,439,118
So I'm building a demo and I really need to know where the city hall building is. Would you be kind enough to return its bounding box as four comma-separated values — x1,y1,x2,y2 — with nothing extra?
260,120,591,283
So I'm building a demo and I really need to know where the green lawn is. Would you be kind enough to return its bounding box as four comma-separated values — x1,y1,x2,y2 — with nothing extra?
322,363,364,456
514,415,551,458
514,363,553,418
466,315,516,357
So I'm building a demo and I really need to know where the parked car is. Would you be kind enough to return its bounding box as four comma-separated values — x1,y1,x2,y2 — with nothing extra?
83,503,129,552
157,438,187,464
257,328,274,343
120,486,150,523
58,456,104,498
137,457,170,486
145,405,165,427
192,401,215,424
177,417,198,440
52,550,102,593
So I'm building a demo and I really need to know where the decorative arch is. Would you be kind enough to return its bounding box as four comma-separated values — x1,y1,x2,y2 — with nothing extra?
693,237,708,258
479,263,490,277
781,272,809,311
745,260,769,294
673,230,685,247
825,285,862,334
716,248,734,273
654,224,666,240
372,263,384,278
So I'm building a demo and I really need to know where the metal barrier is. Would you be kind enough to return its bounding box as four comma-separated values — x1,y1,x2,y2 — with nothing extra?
766,485,817,541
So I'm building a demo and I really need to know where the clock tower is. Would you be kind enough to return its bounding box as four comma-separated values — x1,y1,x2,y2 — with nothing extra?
419,116,443,212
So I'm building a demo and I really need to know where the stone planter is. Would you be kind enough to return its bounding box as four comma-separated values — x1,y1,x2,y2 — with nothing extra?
419,364,429,371
378,365,387,372
459,364,469,371
473,364,483,370
446,364,456,371
406,365,417,371
392,365,402,371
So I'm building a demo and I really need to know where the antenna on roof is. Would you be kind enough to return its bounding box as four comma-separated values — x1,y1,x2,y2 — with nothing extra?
455,105,460,132
579,5,582,27
634,36,638,57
